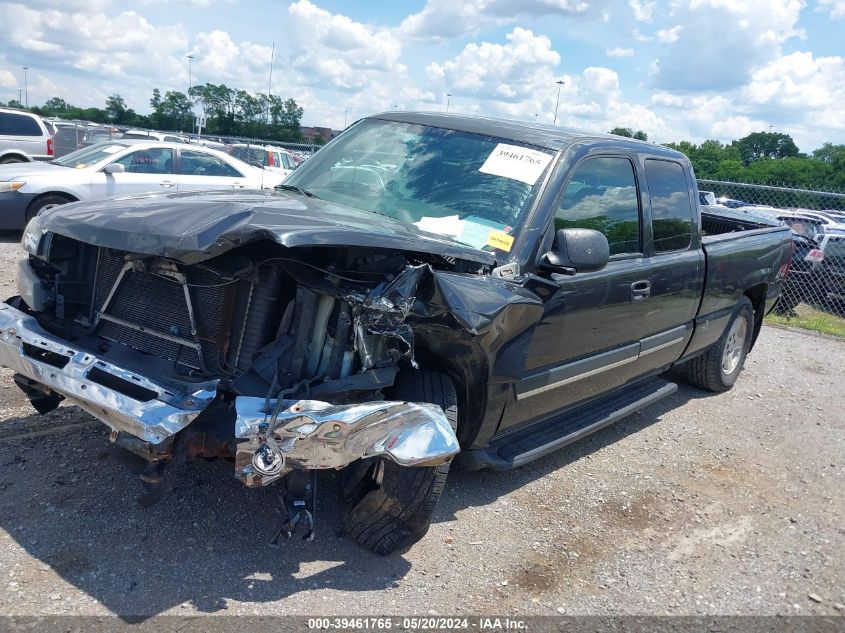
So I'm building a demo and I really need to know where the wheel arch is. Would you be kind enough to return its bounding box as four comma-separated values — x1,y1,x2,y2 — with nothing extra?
25,191,79,221
0,152,29,163
744,283,767,350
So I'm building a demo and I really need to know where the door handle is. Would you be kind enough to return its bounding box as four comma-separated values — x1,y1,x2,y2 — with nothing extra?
159,180,175,188
231,182,246,189
631,280,651,302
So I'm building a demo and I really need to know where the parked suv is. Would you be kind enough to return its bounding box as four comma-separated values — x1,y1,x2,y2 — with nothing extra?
52,124,118,158
0,108,54,163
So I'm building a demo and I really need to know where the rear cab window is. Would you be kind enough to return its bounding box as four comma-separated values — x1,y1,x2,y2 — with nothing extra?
555,156,641,256
644,159,695,252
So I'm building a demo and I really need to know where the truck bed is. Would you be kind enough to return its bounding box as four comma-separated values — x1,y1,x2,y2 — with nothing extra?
687,209,793,357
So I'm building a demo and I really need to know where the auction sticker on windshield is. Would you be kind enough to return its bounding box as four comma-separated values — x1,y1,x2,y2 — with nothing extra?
479,143,553,185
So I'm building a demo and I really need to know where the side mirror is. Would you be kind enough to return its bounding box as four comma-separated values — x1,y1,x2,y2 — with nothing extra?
104,163,125,174
539,228,610,276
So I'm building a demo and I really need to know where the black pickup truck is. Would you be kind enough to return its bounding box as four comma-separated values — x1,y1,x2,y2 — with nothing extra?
1,113,792,554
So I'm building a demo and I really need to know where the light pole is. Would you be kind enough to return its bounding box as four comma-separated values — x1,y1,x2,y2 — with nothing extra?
22,67,28,108
187,55,194,95
344,109,348,129
266,42,275,124
446,93,452,112
553,79,565,125
17,89,23,106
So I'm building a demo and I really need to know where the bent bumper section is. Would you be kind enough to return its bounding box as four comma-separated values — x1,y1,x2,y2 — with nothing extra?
234,398,460,487
0,302,460,486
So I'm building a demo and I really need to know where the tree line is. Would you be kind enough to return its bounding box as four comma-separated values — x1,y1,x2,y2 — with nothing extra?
609,127,845,192
1,84,306,143
1,90,842,191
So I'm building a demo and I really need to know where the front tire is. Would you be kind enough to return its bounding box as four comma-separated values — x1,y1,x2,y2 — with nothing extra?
685,296,754,393
342,370,458,555
25,194,73,225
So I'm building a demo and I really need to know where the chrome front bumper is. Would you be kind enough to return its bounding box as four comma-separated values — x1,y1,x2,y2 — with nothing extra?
0,302,217,444
0,302,459,484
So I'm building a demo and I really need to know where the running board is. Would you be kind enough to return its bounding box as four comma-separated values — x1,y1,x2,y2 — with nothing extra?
456,377,678,471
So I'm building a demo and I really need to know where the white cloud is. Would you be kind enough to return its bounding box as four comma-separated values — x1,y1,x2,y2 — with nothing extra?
426,28,561,99
399,0,593,40
632,28,653,41
741,51,845,147
0,68,17,90
817,0,845,17
286,0,405,91
656,25,683,43
651,0,805,91
606,47,635,57
629,0,656,21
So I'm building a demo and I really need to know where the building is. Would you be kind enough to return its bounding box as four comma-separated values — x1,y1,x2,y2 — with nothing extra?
301,126,338,144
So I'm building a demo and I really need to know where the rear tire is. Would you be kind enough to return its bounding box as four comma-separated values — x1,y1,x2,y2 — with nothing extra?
0,156,26,164
342,370,458,555
685,296,754,393
773,292,798,315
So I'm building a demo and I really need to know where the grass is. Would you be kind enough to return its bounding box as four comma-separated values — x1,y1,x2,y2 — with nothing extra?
766,303,845,338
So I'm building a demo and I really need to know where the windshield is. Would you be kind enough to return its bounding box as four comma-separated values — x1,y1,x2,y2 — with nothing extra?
283,119,554,252
51,143,129,168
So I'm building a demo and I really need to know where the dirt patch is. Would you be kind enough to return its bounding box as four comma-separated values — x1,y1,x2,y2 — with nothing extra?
598,492,661,531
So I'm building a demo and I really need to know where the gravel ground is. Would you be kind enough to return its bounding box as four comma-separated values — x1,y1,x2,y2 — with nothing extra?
0,233,843,618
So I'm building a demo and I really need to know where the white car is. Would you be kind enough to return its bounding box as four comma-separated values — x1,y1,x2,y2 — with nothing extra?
0,140,286,230
228,143,298,178
121,129,187,143
752,208,845,240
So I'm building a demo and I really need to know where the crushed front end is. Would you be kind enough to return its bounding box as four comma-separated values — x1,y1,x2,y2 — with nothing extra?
1,229,464,503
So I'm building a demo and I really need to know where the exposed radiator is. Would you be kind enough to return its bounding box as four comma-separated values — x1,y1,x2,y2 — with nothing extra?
92,249,240,374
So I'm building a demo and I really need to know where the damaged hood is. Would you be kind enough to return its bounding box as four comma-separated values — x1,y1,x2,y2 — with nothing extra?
36,189,496,266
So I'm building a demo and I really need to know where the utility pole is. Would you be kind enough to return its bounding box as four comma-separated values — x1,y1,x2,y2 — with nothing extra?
266,42,275,124
553,79,565,125
446,93,452,112
344,108,348,129
17,89,23,105
22,67,28,108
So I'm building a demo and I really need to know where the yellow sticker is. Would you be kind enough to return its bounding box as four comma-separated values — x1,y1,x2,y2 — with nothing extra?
76,164,86,169
487,230,514,252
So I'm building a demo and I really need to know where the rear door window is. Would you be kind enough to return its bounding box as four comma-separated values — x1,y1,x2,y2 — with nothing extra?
0,112,42,136
555,156,641,256
181,149,242,177
645,159,695,252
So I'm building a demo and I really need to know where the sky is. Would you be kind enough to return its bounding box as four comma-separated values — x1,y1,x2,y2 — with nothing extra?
0,0,843,152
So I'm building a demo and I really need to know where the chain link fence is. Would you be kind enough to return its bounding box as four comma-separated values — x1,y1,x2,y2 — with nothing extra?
47,121,323,162
698,179,845,338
